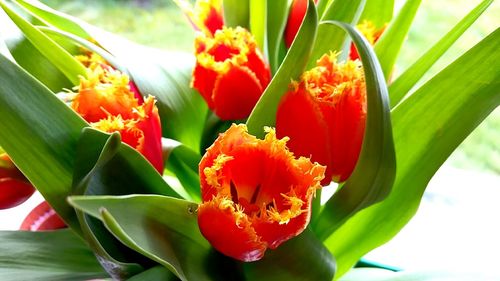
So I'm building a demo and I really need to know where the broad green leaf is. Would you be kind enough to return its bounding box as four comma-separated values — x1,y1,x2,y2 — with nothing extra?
307,0,365,67
267,0,290,74
316,0,331,18
14,0,89,38
163,138,201,202
0,229,106,281
0,35,14,62
243,228,336,281
127,266,178,281
359,0,394,27
76,209,144,280
0,0,86,85
249,0,267,53
374,0,422,80
0,53,86,231
247,0,318,137
223,0,249,29
389,0,493,107
325,29,500,278
312,21,395,240
73,128,180,199
69,195,236,281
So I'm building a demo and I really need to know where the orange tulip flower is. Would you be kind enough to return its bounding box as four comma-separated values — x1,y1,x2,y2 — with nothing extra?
71,64,164,173
192,27,271,120
198,124,325,261
276,53,366,184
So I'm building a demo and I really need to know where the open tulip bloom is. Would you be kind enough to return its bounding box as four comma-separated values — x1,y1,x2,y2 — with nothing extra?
0,0,498,280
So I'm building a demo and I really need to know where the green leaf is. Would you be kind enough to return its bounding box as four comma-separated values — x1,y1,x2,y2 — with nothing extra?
307,0,365,68
14,0,89,38
73,128,181,198
0,229,107,281
0,0,87,85
388,0,493,107
69,194,237,281
0,53,86,231
374,0,422,80
0,35,15,62
359,0,394,27
312,21,395,240
249,0,267,53
246,0,318,138
163,138,201,202
223,0,249,29
243,228,336,280
324,29,500,278
266,0,290,74
316,0,331,18
127,266,179,281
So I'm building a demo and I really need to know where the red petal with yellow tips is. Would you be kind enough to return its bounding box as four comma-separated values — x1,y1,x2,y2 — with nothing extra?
276,53,366,183
0,154,35,210
198,124,325,261
20,201,66,231
192,27,271,120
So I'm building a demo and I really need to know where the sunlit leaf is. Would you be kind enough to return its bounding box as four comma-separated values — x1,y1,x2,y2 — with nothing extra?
312,21,395,240
266,0,289,74
324,29,500,278
0,229,106,281
0,0,86,85
359,0,394,27
249,0,267,53
247,0,318,138
0,53,86,231
389,0,493,107
127,266,178,281
374,0,422,80
223,0,249,29
69,194,237,281
307,0,365,67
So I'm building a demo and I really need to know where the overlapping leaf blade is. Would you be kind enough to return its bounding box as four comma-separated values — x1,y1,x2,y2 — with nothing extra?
389,0,493,107
0,229,106,281
0,53,86,231
223,0,249,29
325,29,500,278
312,21,395,240
307,0,365,67
374,0,422,79
266,0,289,73
247,0,318,137
0,0,86,85
69,195,230,281
359,0,394,27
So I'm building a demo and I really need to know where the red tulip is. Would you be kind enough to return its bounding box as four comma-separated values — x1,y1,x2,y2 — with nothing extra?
198,124,325,261
284,0,318,48
20,201,66,231
276,53,366,184
71,64,164,173
192,27,271,120
0,154,35,209
349,20,386,60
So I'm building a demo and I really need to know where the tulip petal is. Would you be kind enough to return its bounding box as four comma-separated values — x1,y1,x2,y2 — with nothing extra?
276,86,333,183
212,66,263,120
20,201,66,231
198,197,266,262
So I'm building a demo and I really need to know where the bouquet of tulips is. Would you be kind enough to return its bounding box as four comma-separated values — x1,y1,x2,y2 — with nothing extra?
0,0,498,280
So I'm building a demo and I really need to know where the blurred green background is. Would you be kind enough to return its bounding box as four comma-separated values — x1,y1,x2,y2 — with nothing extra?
39,0,499,175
